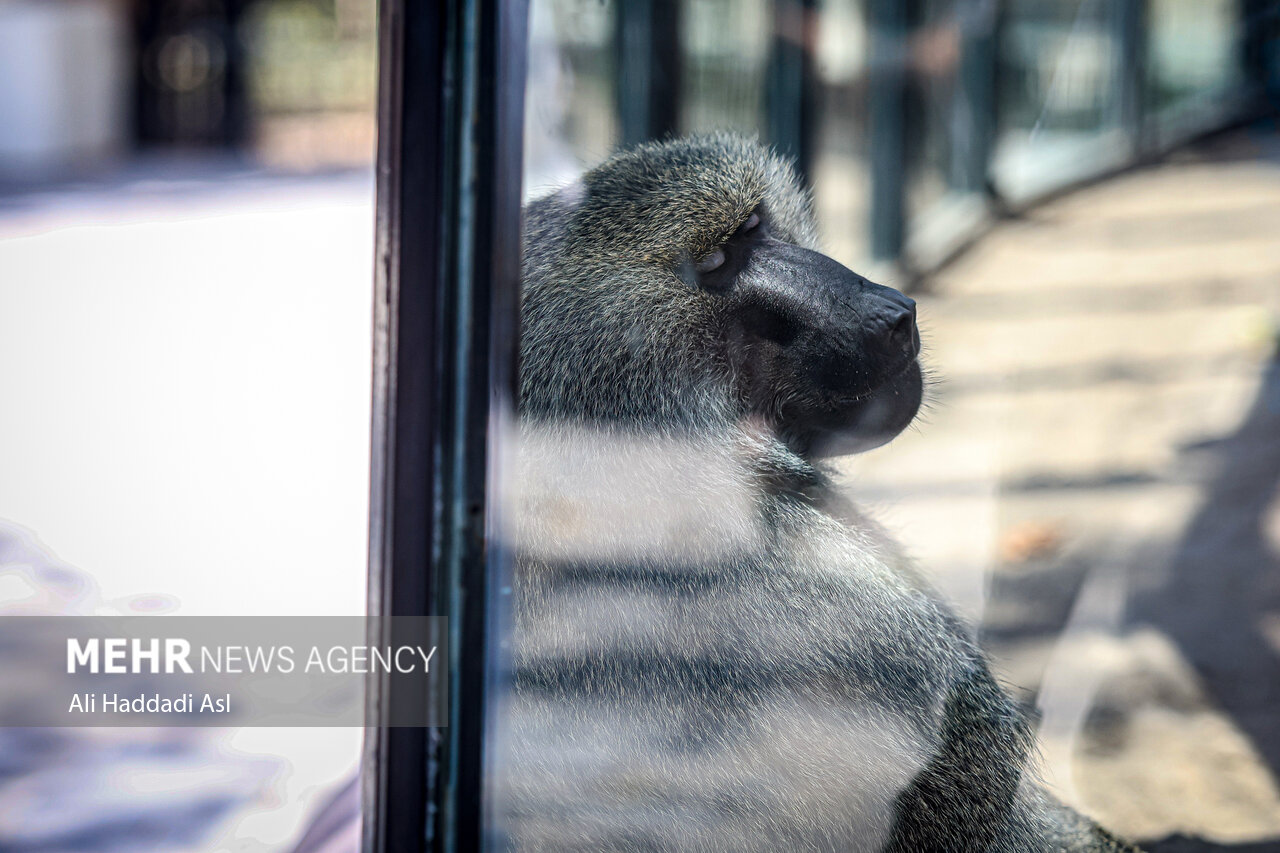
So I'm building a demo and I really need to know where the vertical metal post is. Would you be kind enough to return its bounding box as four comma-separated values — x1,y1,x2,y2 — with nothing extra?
1111,0,1145,153
868,0,909,263
953,0,996,194
766,0,818,184
365,1,527,852
615,0,682,146
364,3,443,850
1244,0,1280,107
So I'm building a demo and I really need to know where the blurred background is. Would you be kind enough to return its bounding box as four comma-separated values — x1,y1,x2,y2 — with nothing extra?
0,1,375,851
0,0,1278,850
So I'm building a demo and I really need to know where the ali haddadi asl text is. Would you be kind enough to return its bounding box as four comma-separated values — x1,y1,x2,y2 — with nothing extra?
68,692,230,715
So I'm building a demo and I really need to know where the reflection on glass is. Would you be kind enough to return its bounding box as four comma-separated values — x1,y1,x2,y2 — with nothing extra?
993,0,1125,200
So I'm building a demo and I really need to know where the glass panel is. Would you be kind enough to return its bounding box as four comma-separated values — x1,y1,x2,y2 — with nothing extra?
813,0,872,268
527,0,874,268
1147,0,1246,142
992,0,1127,201
681,0,771,134
902,0,994,268
495,2,1276,851
906,0,960,217
525,0,618,192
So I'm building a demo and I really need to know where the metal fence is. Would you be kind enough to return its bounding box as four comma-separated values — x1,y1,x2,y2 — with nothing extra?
529,0,1280,275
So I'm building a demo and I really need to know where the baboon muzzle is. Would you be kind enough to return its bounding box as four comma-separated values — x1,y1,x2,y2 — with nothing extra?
735,240,924,457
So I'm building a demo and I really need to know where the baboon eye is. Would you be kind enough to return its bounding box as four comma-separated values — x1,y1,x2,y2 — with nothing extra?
739,212,761,234
695,247,726,274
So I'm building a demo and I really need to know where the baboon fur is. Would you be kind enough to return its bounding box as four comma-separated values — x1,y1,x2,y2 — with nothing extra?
504,134,1140,853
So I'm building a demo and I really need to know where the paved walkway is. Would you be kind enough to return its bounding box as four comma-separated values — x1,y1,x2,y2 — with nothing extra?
843,128,1280,850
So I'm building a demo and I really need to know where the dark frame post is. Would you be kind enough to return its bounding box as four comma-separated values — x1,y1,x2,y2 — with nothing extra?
766,0,818,185
364,1,528,852
867,0,909,264
1111,0,1145,153
1245,0,1280,108
953,0,996,194
615,0,682,146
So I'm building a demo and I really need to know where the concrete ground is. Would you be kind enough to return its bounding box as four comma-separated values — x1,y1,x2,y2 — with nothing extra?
842,127,1280,851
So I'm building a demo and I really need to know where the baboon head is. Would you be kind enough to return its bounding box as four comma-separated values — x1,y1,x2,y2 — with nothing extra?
521,134,922,458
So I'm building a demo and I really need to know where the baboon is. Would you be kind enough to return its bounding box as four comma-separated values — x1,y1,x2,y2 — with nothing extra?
501,135,1141,852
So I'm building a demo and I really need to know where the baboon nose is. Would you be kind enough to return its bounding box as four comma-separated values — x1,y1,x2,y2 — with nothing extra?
887,301,920,359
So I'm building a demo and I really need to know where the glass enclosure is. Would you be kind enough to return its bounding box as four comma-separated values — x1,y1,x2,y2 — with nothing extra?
474,1,1280,851
1147,0,1246,143
993,0,1128,200
523,0,1270,277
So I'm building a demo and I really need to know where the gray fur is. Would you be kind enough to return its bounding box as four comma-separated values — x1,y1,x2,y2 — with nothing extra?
501,134,1140,853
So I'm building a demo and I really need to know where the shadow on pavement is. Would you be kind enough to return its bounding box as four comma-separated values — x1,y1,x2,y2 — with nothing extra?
1143,834,1280,853
1128,348,1280,853
1130,348,1280,773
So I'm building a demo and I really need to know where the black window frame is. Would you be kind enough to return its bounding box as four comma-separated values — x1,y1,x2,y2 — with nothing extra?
363,2,527,852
